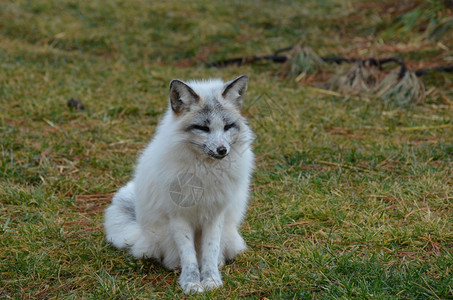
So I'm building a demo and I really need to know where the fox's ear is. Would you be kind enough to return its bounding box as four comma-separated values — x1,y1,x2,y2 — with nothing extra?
169,79,200,114
222,75,248,108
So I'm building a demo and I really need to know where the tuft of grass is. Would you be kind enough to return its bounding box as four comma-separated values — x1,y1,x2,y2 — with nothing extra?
1,0,452,299
380,0,453,43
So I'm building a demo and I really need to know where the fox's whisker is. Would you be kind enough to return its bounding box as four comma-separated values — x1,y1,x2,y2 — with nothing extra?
182,140,204,147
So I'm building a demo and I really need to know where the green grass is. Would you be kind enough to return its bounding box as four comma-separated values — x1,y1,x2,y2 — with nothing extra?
1,0,452,298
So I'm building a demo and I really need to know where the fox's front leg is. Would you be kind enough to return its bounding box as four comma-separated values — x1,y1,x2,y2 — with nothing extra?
170,218,203,294
200,213,224,290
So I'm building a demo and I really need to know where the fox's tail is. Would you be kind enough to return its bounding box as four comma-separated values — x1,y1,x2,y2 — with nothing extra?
104,182,142,249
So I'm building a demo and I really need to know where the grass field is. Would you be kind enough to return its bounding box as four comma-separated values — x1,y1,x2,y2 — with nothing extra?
1,0,452,298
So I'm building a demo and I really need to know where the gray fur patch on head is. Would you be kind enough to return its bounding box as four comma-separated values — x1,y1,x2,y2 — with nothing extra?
198,102,240,128
183,106,213,131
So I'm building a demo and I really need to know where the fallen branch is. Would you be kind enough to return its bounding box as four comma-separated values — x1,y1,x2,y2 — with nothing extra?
209,45,453,77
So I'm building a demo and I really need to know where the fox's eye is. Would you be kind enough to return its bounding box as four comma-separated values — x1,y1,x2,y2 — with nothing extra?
191,125,210,132
224,123,236,131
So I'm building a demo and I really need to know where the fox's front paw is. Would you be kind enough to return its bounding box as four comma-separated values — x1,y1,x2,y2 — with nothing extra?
201,277,223,290
180,281,204,294
179,265,203,294
201,270,223,291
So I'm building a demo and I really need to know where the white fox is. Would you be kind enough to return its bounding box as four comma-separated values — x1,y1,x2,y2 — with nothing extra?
104,75,254,294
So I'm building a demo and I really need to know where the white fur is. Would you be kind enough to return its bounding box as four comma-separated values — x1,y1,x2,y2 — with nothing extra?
104,75,254,294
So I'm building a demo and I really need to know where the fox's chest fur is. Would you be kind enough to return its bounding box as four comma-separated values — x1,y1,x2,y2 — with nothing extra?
133,116,252,226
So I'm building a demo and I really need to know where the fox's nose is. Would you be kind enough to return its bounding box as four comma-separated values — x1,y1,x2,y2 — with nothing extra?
216,146,227,157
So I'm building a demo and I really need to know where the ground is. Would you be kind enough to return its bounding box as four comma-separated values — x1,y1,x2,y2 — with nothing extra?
0,0,452,298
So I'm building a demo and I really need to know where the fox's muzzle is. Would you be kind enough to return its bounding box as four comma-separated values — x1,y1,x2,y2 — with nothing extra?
204,144,230,159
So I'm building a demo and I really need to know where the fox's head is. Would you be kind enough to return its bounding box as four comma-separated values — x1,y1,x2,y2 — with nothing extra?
168,75,251,160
